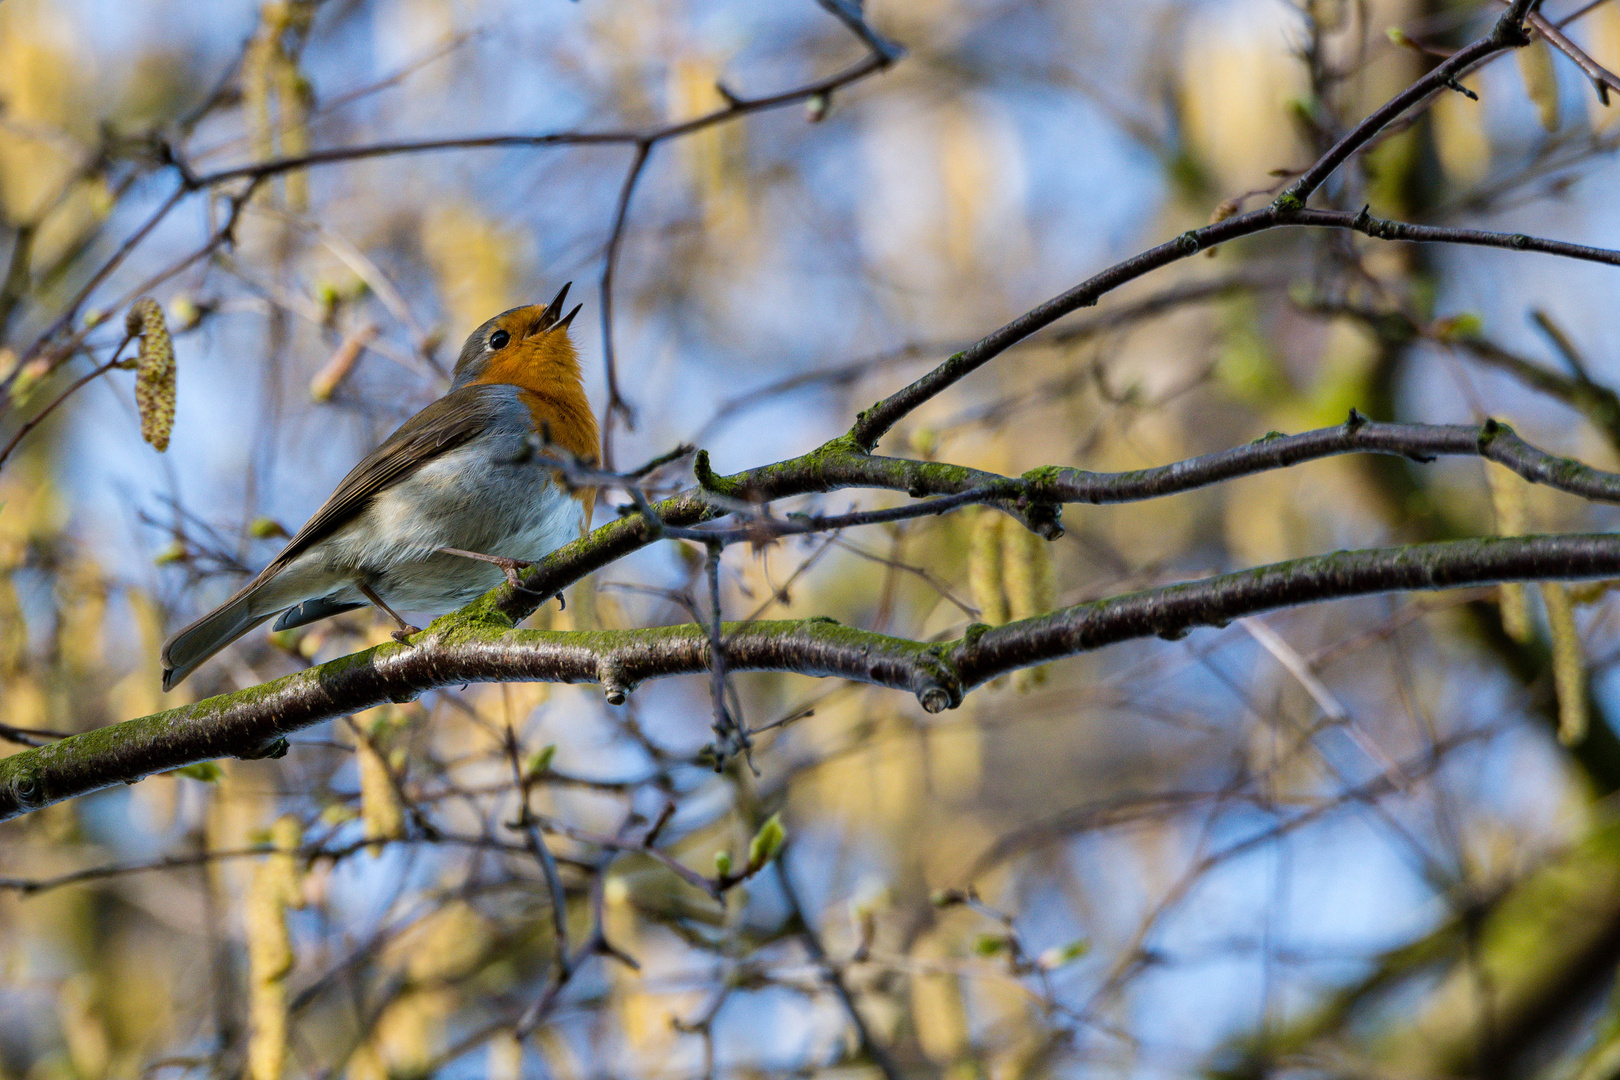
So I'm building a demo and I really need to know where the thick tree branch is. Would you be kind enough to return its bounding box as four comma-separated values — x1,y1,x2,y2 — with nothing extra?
6,529,1620,822
6,412,1616,822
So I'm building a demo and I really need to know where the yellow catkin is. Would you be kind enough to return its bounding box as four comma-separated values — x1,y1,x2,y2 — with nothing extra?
940,104,993,272
245,815,302,1080
57,558,107,678
1308,0,1345,31
419,204,521,337
56,976,110,1080
1434,75,1490,186
487,1033,524,1080
669,57,727,201
603,876,665,1056
357,734,404,851
1569,580,1617,605
0,571,26,673
1500,583,1533,645
1484,460,1532,642
1002,524,1054,690
1518,34,1561,132
1542,582,1588,745
912,936,970,1065
273,52,310,210
242,6,283,164
968,510,1007,626
242,2,315,206
1592,3,1620,131
0,561,46,775
374,993,445,1076
668,54,748,243
116,587,169,724
345,1039,387,1080
268,814,304,909
126,298,175,451
402,902,488,984
1002,526,1052,621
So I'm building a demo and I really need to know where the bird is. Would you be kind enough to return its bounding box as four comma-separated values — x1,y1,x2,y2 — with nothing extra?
160,283,598,691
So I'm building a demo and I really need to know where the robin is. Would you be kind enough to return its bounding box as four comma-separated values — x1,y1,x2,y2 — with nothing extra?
160,284,598,691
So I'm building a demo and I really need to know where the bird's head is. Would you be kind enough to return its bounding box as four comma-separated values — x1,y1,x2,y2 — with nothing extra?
450,282,583,392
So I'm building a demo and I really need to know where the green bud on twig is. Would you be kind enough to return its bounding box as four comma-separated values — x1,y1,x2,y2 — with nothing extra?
527,744,557,777
1037,939,1090,969
746,812,786,872
174,761,223,782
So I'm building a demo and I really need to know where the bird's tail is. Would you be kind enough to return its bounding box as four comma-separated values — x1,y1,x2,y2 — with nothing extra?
160,585,277,692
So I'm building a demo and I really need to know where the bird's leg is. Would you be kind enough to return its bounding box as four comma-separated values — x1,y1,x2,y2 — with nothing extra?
437,546,533,588
356,581,420,643
436,548,567,610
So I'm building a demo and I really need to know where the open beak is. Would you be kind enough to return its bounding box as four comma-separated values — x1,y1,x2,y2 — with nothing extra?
527,282,582,338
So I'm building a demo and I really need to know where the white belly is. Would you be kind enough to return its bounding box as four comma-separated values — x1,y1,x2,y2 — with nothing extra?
256,441,586,617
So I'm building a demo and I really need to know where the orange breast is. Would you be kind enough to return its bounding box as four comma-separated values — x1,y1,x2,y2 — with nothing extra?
470,332,599,467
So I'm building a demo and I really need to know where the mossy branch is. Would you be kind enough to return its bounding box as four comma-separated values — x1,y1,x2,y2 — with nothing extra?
6,411,1620,822
8,529,1620,821
9,414,1620,821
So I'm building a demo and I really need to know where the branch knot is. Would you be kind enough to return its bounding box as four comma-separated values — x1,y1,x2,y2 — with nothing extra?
913,645,963,714
5,769,41,811
597,657,630,705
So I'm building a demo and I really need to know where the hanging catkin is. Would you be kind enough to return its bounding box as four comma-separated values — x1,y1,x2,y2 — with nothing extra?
126,299,175,451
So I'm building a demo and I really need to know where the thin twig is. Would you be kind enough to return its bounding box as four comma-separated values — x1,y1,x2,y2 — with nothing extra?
778,851,904,1080
0,331,135,471
597,140,650,469
504,726,572,974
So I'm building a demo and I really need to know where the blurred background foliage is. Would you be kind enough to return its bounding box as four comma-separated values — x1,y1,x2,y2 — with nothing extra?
4,0,1620,1076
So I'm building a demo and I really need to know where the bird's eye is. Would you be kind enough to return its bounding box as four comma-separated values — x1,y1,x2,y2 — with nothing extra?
489,329,511,350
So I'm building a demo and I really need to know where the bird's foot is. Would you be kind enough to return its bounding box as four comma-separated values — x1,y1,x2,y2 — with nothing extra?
356,581,419,643
500,560,534,590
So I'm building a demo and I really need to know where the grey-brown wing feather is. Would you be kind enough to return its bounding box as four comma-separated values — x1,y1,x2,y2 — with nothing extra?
252,385,507,585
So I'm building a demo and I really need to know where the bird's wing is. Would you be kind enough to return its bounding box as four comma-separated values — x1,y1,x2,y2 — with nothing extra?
254,384,509,583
